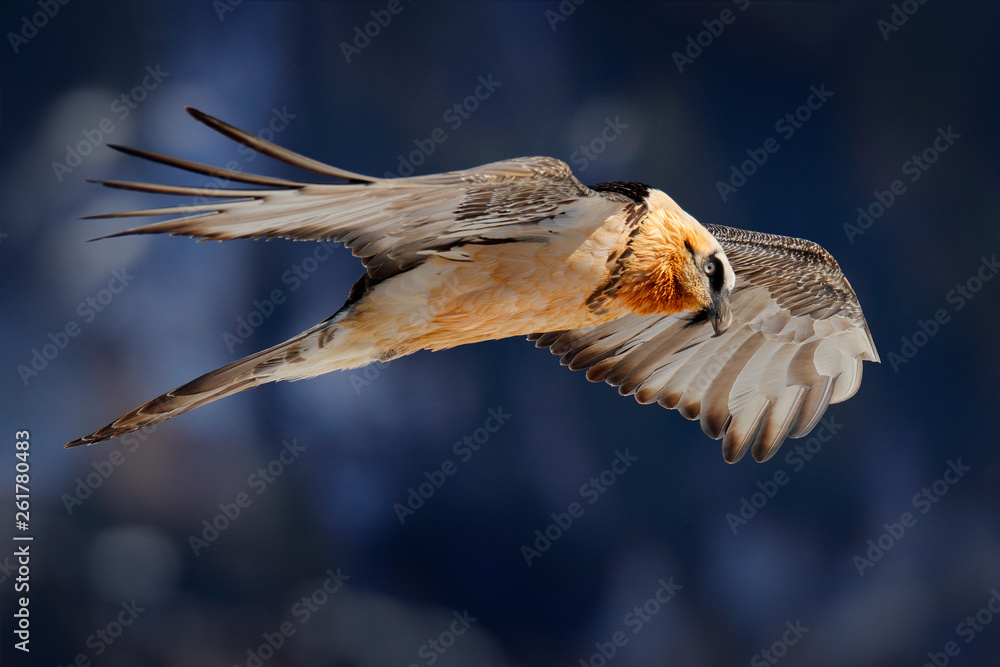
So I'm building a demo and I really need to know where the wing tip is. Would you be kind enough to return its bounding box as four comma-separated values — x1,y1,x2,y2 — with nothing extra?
721,401,770,464
185,106,211,123
64,433,101,448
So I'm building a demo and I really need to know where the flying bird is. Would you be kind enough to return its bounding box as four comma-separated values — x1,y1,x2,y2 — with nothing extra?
65,107,878,462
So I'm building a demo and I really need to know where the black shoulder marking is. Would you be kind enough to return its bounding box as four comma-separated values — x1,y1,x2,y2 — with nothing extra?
319,272,387,345
326,273,386,321
589,181,652,204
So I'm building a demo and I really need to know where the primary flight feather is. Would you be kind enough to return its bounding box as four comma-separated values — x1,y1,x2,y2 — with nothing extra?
66,107,878,463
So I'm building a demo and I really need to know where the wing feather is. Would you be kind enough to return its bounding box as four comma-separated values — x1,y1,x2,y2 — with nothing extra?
751,386,808,462
532,225,878,463
88,107,617,281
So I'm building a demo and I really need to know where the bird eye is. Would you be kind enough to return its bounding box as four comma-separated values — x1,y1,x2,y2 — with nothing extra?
704,259,716,276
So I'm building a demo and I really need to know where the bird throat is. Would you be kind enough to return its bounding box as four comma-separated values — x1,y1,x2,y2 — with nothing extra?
615,217,704,317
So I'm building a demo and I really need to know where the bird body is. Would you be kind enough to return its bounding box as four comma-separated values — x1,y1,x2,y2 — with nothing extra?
66,108,876,463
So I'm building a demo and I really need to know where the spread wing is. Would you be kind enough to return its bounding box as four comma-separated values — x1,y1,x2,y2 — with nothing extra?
87,107,621,280
529,225,878,464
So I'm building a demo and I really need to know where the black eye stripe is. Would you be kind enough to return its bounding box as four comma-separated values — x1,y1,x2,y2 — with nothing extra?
684,244,725,291
708,253,725,291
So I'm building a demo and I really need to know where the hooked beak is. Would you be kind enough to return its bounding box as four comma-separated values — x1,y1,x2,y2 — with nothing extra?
708,288,733,336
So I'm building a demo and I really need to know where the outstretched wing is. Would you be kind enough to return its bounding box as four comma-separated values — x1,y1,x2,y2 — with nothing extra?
87,107,619,280
530,225,878,464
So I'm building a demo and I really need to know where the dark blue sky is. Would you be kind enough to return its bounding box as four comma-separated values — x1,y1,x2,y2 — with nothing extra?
3,2,1000,666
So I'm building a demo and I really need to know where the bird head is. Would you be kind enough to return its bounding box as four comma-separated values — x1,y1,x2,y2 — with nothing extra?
617,190,735,334
672,218,736,336
679,230,734,336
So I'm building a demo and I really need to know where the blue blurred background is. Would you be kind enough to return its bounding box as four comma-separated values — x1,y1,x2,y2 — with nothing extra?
3,1,1000,665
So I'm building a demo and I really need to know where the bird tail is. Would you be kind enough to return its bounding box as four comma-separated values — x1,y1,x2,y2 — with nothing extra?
65,314,373,448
